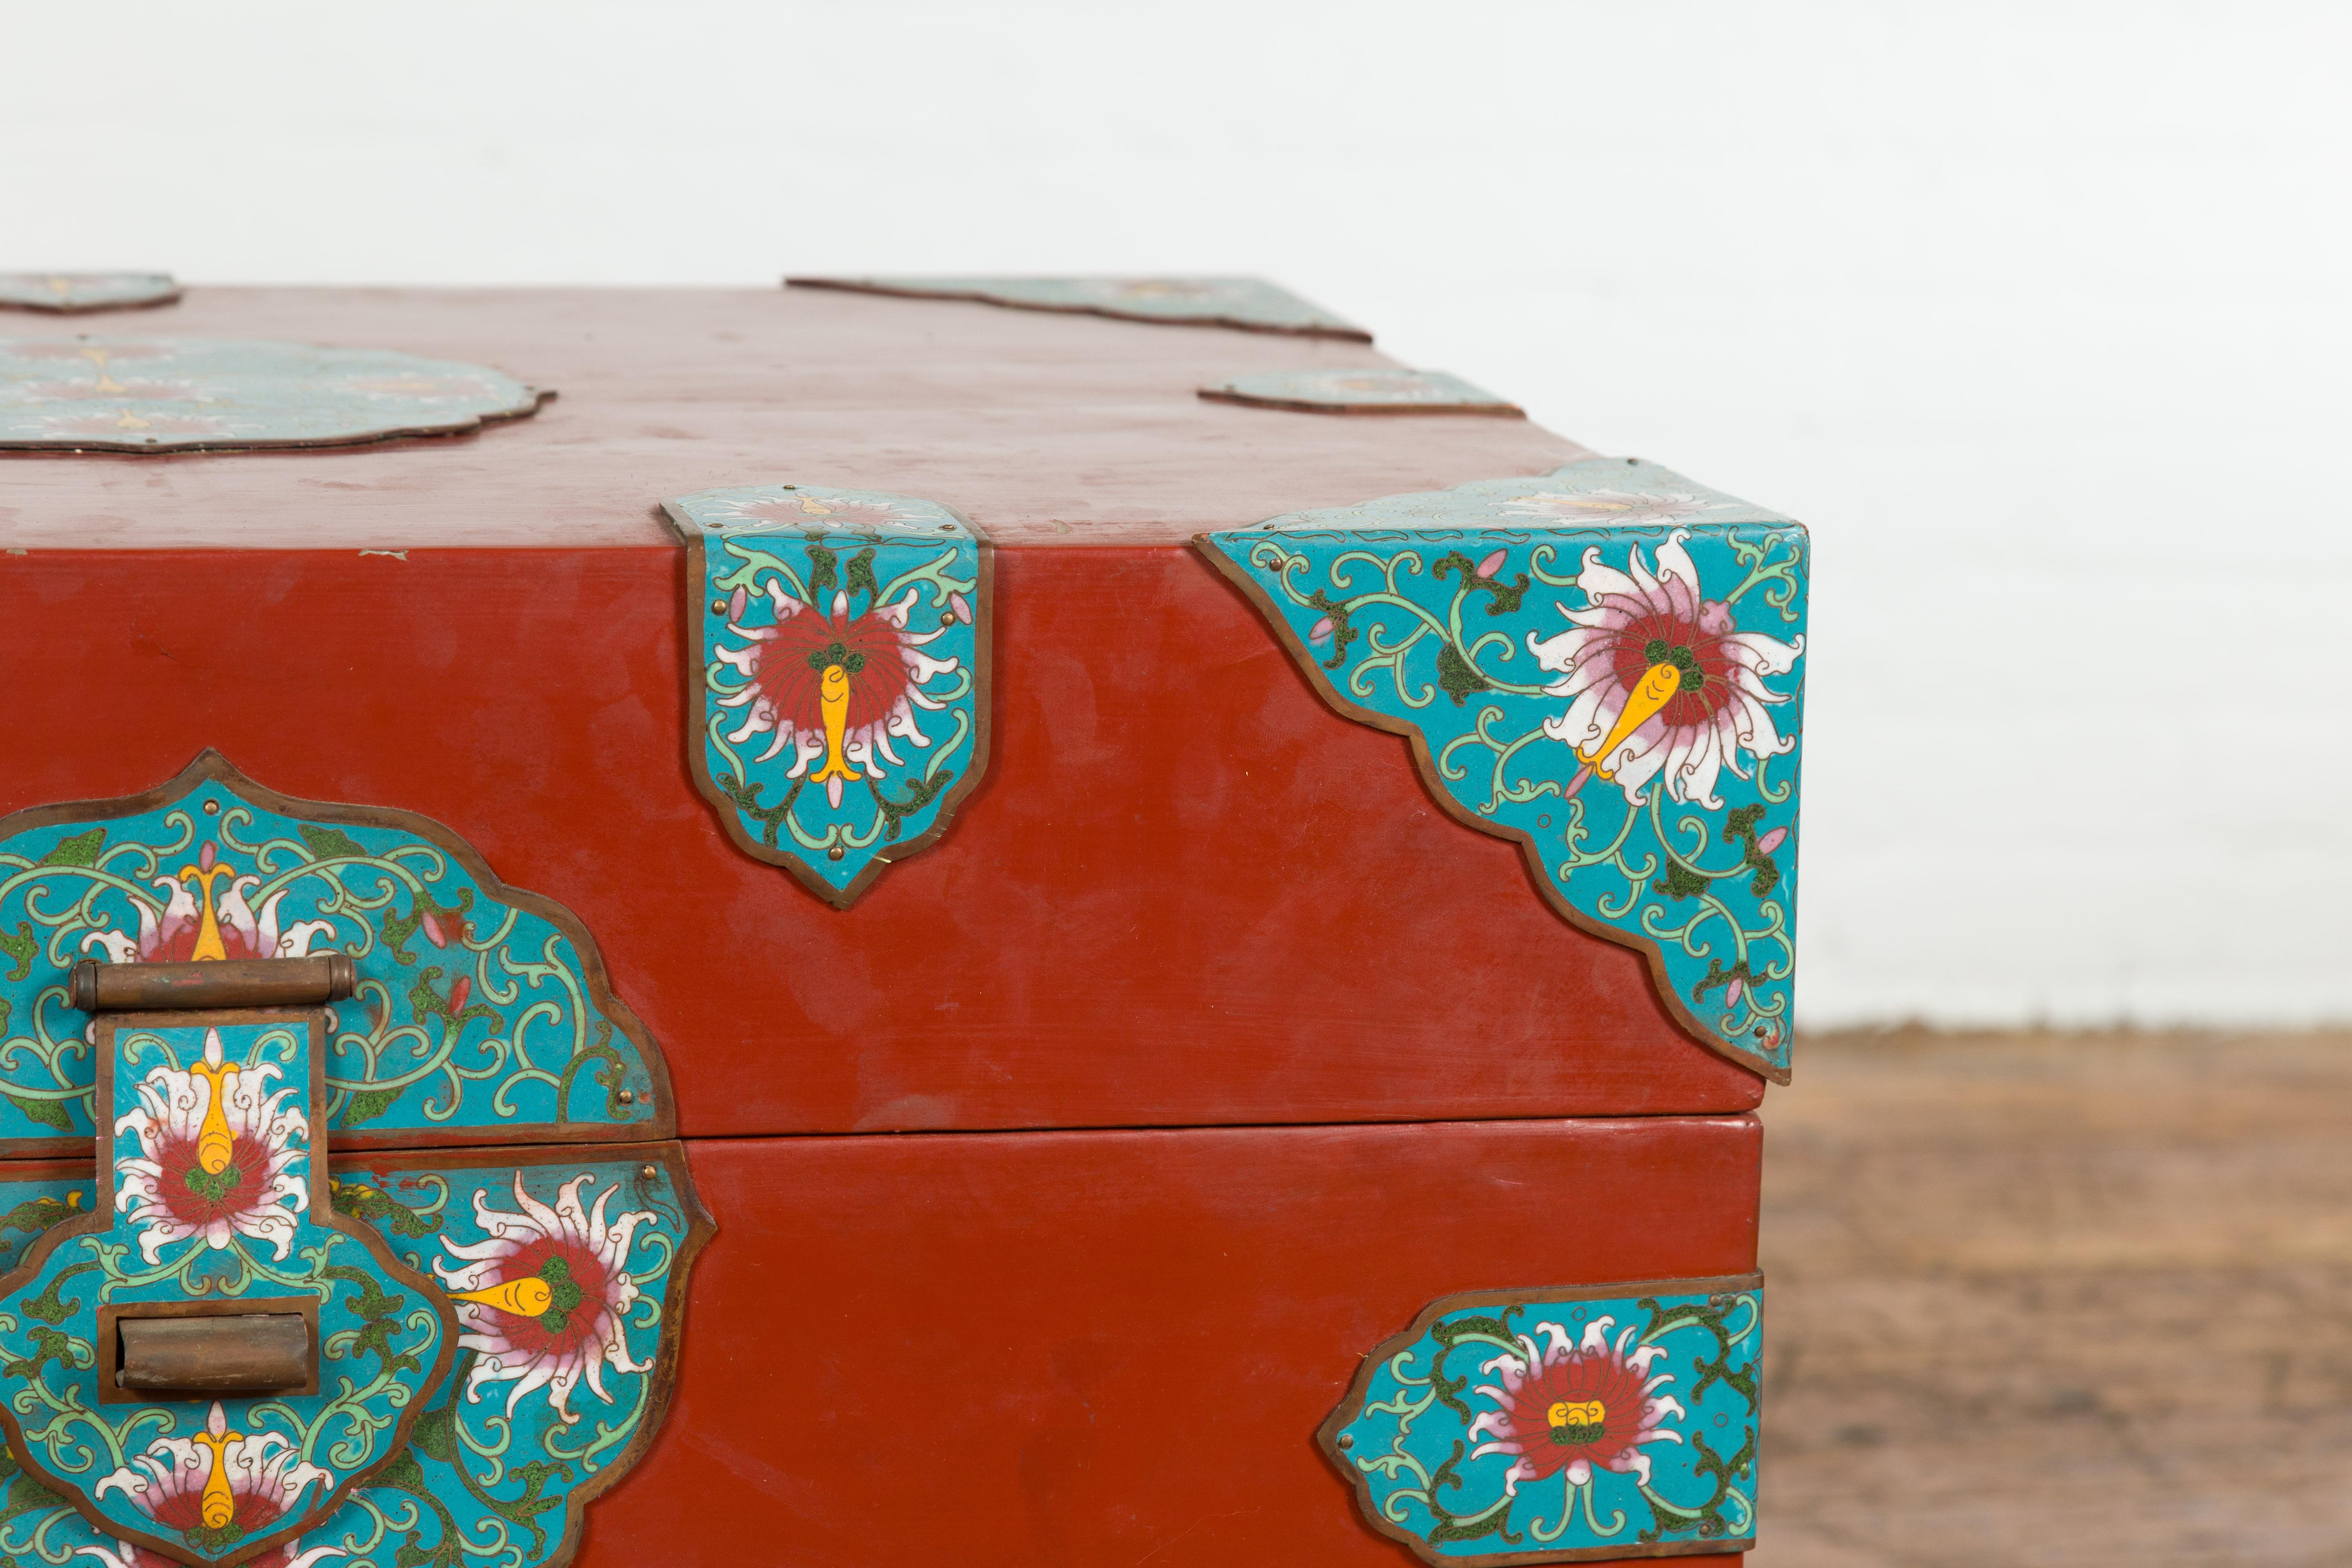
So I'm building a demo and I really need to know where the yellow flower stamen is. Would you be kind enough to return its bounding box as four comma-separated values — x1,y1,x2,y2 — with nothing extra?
810,664,861,787
1579,662,1681,781
179,862,236,962
451,1277,554,1317
189,1059,240,1176
191,1425,245,1530
1548,1399,1607,1429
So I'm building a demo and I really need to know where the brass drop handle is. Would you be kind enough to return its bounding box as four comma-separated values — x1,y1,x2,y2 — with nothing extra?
68,955,356,1013
110,1311,315,1397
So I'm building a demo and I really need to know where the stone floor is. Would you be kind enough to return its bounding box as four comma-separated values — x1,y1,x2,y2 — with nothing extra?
1748,1029,2352,1567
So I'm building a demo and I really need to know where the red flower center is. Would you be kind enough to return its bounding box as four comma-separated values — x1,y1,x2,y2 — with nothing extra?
1504,1350,1654,1478
479,1236,609,1359
1608,611,1733,730
154,1136,266,1228
147,1481,287,1542
751,608,911,733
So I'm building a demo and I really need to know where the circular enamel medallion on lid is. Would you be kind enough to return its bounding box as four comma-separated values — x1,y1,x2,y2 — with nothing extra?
0,337,547,452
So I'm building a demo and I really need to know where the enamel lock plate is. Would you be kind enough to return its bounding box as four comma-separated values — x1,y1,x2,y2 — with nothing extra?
0,991,458,1565
0,754,710,1568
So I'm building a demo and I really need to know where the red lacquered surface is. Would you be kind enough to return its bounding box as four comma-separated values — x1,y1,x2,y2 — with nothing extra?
0,547,1761,1134
0,286,1591,550
581,1116,1758,1567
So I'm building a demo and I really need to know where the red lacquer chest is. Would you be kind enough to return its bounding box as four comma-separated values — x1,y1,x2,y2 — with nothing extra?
0,281,1801,1567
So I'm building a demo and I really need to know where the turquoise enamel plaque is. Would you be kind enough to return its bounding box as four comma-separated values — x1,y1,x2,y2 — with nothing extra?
1200,458,1809,1079
0,1145,707,1568
0,1014,455,1565
0,338,542,452
1323,1277,1762,1564
663,484,990,907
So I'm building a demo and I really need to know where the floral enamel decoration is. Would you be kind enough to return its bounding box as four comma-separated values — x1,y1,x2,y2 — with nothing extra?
0,763,709,1568
1199,458,1809,1080
665,484,990,906
1467,1317,1686,1492
1530,533,1803,811
115,1026,308,1263
0,751,667,1145
435,1173,655,1422
91,1403,335,1561
0,1016,453,1567
0,1150,710,1568
82,840,337,966
714,571,959,811
1323,1279,1762,1564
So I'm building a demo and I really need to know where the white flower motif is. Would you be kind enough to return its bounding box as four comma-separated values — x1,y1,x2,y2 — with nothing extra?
90,1401,335,1559
113,1027,308,1263
713,585,958,808
1528,530,1802,808
435,1174,655,1423
80,840,336,966
1464,1317,1686,1493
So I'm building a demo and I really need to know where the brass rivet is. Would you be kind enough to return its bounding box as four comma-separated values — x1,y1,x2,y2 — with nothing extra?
202,800,220,815
640,1164,658,1179
617,1089,635,1104
827,846,845,861
1336,1433,1354,1450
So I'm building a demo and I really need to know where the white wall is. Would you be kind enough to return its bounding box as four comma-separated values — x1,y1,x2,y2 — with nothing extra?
8,1,2348,1027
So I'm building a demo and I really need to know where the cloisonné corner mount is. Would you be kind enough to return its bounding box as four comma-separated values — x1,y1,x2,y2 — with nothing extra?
663,484,991,907
1199,457,1809,1080
1323,1276,1762,1564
